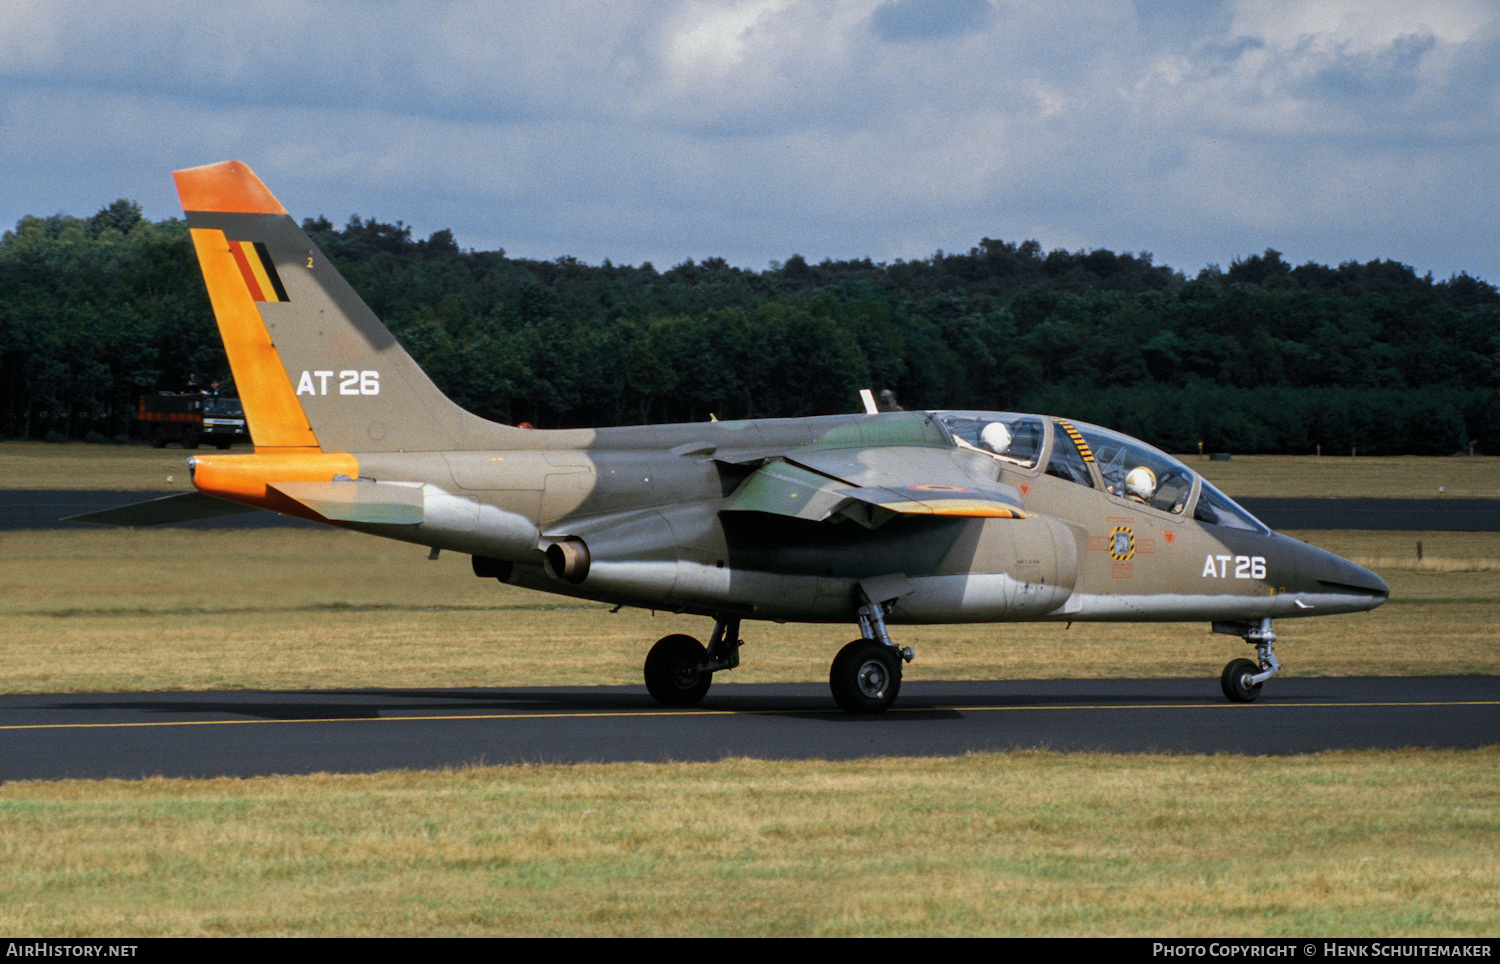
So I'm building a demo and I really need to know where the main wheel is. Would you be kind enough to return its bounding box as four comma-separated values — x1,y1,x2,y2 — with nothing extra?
830,639,902,713
180,426,199,449
1221,658,1263,703
644,634,711,707
150,426,168,448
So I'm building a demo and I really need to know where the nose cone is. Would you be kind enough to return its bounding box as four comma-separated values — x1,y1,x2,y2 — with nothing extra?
1295,540,1389,614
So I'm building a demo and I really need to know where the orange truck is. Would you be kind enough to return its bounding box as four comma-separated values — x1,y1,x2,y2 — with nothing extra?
138,393,248,449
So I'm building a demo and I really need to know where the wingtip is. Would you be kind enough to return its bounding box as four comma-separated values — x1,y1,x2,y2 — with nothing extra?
173,160,287,216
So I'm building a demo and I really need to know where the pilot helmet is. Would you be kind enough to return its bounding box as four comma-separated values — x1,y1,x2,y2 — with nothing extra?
979,422,1012,454
1125,466,1157,501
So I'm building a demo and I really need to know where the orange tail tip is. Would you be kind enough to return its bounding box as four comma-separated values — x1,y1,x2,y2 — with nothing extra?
174,161,287,216
190,452,359,521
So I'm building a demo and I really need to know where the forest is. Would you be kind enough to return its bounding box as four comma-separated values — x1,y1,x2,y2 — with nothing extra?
2,197,1497,455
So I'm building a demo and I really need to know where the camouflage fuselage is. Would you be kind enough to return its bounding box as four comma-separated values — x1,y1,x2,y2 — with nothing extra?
339,410,1387,625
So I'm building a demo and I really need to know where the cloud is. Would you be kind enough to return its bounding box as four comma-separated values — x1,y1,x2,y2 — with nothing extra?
868,0,992,43
0,0,1496,281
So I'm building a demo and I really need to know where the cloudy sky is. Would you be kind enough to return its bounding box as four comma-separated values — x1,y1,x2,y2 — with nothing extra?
3,0,1497,281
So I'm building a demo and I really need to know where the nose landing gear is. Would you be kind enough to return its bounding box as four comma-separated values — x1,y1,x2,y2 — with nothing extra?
1214,618,1281,703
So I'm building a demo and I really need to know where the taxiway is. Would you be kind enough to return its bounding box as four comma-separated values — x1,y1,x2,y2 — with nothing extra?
2,676,1494,781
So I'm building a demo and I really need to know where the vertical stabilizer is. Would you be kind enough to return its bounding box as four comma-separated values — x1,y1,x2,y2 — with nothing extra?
174,161,514,453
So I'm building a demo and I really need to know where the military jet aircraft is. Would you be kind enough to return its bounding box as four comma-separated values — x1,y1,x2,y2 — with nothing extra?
77,161,1389,712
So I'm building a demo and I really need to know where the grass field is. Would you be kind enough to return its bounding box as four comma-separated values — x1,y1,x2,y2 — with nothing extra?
1189,452,1500,499
2,750,1495,937
0,441,200,492
1,442,1496,936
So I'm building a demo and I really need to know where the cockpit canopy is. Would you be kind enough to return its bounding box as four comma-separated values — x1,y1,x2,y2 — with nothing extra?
934,411,1267,532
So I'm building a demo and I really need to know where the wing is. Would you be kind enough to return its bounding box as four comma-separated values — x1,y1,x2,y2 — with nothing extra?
722,445,1025,528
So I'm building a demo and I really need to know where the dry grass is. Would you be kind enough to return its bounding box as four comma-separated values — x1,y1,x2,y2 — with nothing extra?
1190,453,1500,499
0,441,195,491
1304,530,1500,572
2,528,1497,693
0,749,1494,937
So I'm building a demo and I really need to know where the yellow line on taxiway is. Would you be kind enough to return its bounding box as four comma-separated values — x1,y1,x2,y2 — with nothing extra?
2,699,1495,732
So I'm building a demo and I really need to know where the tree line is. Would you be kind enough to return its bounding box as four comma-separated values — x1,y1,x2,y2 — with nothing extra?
2,199,1497,455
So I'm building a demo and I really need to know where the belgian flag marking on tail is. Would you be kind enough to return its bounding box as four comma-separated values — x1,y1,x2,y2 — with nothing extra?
228,240,288,303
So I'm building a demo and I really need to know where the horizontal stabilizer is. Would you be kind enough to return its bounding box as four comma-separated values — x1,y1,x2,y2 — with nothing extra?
270,480,424,525
64,491,259,527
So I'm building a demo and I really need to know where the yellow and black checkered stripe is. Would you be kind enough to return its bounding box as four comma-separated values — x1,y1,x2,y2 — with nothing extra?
1057,420,1094,462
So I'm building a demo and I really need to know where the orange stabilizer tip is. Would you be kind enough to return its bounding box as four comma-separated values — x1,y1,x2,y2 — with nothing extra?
174,161,287,215
191,452,359,519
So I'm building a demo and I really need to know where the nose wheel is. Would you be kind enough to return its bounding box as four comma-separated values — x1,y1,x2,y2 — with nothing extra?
1220,658,1263,702
1215,618,1280,703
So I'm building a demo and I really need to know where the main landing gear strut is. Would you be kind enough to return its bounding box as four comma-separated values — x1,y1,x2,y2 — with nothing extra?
829,589,914,713
1215,618,1282,703
642,591,916,713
